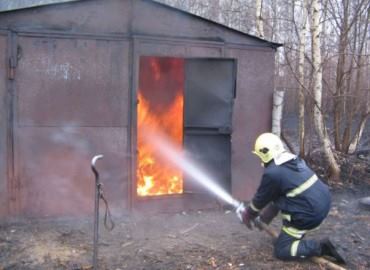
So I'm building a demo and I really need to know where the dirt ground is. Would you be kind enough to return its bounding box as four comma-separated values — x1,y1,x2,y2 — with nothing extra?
1,122,370,270
1,180,370,270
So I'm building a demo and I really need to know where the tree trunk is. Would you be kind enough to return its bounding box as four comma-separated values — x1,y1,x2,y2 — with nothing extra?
345,7,370,153
341,32,357,152
256,0,264,38
298,0,309,157
311,0,340,181
333,0,350,151
272,89,285,136
349,114,369,154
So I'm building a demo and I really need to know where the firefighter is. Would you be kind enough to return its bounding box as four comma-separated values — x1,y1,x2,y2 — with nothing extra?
238,133,345,263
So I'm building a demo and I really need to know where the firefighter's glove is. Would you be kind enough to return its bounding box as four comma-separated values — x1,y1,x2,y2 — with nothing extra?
236,202,258,230
259,202,279,225
243,207,259,229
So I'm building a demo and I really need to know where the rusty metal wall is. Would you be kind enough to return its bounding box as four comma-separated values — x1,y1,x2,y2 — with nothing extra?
0,34,7,216
0,0,276,217
227,47,275,200
12,36,131,217
17,37,128,126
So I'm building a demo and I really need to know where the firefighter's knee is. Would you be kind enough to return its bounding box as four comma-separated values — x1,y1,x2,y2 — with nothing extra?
274,245,291,261
274,231,295,261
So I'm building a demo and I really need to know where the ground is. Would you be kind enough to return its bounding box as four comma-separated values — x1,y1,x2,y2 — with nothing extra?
1,181,370,270
1,121,370,270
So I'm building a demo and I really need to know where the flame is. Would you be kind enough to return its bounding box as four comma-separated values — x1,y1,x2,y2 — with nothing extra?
136,57,184,196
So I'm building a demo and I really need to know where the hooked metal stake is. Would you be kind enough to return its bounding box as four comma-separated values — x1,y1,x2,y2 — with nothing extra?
91,154,103,270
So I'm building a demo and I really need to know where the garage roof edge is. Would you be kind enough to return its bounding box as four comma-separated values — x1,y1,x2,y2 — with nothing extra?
0,0,282,48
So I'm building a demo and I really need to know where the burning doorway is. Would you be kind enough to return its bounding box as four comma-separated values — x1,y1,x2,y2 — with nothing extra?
137,56,236,199
137,57,185,196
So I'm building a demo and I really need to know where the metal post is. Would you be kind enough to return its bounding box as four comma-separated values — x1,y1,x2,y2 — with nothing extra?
91,155,103,270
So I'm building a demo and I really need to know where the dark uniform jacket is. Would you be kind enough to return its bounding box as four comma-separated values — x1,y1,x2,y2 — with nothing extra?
251,157,331,230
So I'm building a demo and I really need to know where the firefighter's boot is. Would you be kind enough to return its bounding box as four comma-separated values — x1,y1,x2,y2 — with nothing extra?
320,238,346,264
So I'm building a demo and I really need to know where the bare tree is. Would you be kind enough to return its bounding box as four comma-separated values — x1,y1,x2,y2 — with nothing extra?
348,7,370,153
310,0,340,181
327,0,370,152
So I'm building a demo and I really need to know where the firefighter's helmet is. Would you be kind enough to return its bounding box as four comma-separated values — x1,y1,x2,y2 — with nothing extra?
253,133,285,163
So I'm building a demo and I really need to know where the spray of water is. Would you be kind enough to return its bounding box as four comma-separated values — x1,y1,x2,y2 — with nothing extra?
144,130,240,208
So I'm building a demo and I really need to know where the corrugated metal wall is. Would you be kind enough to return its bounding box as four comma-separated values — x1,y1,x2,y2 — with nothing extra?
11,37,131,216
0,0,276,217
227,47,274,199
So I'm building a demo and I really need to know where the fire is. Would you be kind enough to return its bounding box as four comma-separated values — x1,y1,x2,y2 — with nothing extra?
137,57,184,196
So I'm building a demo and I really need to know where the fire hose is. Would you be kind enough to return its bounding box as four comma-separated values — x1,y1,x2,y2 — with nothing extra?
91,155,115,270
235,203,346,270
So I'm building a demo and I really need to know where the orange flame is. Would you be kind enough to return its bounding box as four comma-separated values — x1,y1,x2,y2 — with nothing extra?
136,57,184,196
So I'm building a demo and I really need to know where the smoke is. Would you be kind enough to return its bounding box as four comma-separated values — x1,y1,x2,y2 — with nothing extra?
50,125,90,153
17,125,127,217
19,126,94,217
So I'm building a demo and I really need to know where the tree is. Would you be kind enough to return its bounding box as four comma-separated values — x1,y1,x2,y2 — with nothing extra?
329,0,369,152
310,0,341,181
348,6,370,153
297,0,309,157
256,0,264,38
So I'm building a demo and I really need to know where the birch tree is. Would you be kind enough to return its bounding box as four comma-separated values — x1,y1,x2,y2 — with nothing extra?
310,0,340,181
256,0,264,38
297,0,309,157
272,90,285,136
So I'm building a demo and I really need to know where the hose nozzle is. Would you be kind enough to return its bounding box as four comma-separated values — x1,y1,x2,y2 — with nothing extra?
235,202,246,223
